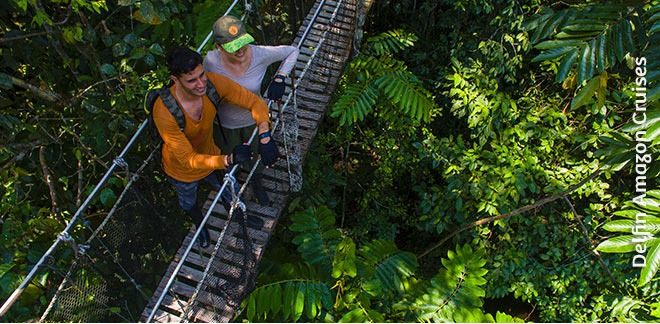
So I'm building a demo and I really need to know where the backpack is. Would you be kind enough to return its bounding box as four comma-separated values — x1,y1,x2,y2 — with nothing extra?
144,80,223,147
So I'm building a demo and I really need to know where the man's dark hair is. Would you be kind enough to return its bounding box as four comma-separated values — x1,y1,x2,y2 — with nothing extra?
166,46,203,77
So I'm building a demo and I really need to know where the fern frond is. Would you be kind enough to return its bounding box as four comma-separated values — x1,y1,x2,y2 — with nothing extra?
395,244,489,322
358,239,418,296
365,29,418,56
243,275,333,322
374,70,434,122
290,206,342,269
330,80,379,125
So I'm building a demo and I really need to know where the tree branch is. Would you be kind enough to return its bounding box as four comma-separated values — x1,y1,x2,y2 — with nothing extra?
0,31,50,43
39,146,66,226
418,168,603,259
11,76,63,103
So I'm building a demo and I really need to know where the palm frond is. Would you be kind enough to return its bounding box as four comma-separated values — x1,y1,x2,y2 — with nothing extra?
374,70,434,122
243,270,333,322
528,3,638,84
330,79,379,125
365,29,418,56
290,206,343,268
395,244,489,322
358,239,418,296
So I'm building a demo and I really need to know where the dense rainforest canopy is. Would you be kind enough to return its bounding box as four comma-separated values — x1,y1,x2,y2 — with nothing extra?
1,0,659,322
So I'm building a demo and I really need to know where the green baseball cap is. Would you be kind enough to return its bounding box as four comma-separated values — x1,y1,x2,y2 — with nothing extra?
212,15,255,53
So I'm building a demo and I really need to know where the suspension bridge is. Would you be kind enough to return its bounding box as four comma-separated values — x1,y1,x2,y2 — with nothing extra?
143,0,359,321
0,0,364,322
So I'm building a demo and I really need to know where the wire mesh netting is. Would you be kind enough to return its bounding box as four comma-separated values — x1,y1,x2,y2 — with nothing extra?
39,140,191,322
174,205,259,323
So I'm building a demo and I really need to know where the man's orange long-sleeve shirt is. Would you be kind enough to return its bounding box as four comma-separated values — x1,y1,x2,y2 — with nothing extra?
153,72,270,182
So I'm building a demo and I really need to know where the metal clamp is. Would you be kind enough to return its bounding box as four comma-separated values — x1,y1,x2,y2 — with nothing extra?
113,156,129,178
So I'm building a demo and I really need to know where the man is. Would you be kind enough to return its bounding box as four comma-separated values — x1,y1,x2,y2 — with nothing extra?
153,46,279,248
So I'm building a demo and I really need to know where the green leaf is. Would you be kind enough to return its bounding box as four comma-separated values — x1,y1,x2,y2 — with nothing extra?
99,188,116,207
595,33,607,72
556,48,578,83
531,46,576,62
571,75,599,109
620,19,634,58
100,64,117,76
622,109,660,133
292,282,305,321
643,116,660,143
602,219,660,234
0,263,15,280
291,206,342,267
576,43,593,84
359,239,419,295
82,100,101,114
596,235,639,253
339,307,370,323
613,22,626,62
139,0,155,23
395,244,488,322
639,239,660,286
332,237,357,278
534,39,583,50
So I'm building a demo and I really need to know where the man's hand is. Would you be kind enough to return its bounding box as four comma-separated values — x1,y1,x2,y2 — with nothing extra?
266,74,286,102
258,131,279,167
227,144,252,166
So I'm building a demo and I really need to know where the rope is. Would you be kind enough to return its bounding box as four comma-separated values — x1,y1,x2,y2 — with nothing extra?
0,117,149,317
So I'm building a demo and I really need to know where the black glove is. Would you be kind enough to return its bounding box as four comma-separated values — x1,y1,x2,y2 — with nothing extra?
258,131,279,167
228,144,252,166
266,75,286,101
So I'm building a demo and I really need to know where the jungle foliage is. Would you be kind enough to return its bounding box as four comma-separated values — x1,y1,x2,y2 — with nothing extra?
1,0,659,322
249,0,659,322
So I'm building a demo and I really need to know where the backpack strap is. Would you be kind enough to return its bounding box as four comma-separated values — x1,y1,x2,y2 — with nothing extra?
205,79,229,142
205,80,222,109
148,82,220,134
157,88,186,131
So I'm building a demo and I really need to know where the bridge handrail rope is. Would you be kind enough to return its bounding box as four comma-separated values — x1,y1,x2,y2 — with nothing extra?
0,119,150,318
147,0,347,320
38,132,162,322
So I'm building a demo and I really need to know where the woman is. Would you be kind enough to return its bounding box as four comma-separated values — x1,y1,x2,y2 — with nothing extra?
203,15,299,206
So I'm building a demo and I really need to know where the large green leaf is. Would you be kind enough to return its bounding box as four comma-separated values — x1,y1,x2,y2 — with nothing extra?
556,48,578,83
571,74,600,108
639,239,660,286
602,218,660,234
596,235,640,253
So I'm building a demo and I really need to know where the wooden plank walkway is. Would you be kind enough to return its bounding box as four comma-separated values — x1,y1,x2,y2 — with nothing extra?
141,0,358,322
